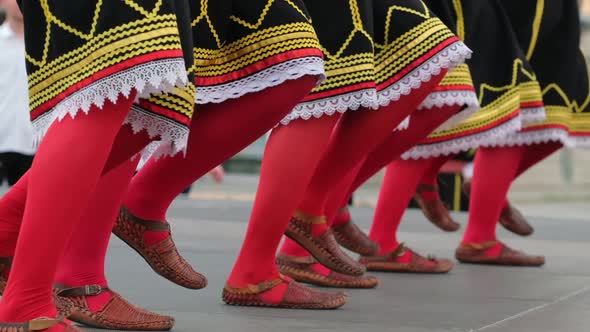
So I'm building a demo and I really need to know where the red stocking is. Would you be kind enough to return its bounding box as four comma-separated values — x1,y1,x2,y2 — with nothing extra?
123,76,318,246
325,105,463,228
0,93,136,325
297,71,448,237
369,159,433,254
500,142,562,209
54,158,139,313
417,155,454,201
227,114,339,304
0,123,152,260
461,146,525,252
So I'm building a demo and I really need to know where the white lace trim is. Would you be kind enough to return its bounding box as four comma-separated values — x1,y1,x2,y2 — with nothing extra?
32,59,189,150
520,106,547,126
396,116,411,130
401,115,522,160
125,105,190,157
377,41,473,107
486,127,590,148
397,90,480,132
279,41,472,126
280,88,379,125
196,57,325,104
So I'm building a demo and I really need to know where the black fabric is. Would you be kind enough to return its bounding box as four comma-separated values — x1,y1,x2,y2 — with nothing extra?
0,153,33,186
502,0,590,112
303,0,373,57
461,0,536,108
19,0,193,78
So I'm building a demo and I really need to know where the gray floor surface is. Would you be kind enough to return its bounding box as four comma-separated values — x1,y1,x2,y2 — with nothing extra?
97,198,590,332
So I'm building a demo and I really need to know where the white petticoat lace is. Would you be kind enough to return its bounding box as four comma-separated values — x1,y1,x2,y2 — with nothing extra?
488,127,590,148
196,57,326,104
280,41,473,126
32,59,189,155
377,41,473,108
520,106,547,126
396,90,480,132
280,88,379,125
401,114,522,160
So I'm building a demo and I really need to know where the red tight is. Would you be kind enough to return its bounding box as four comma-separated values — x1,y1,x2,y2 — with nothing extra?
0,93,138,325
227,114,340,304
297,71,448,238
123,76,319,246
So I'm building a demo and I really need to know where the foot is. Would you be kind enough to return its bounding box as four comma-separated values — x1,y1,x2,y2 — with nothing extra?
222,276,347,309
284,211,366,276
55,285,174,331
276,254,379,288
0,316,84,332
499,204,534,236
414,184,460,232
455,241,545,266
360,244,454,273
332,220,380,256
113,206,207,289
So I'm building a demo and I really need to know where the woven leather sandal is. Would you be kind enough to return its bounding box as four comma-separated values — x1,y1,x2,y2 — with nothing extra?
113,206,207,289
456,242,545,266
222,276,347,309
55,284,174,331
414,184,460,232
499,204,534,236
277,254,378,288
332,220,379,256
0,316,83,332
284,211,365,276
360,244,454,273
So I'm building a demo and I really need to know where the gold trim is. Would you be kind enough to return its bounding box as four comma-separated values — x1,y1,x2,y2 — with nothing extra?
29,27,179,95
526,0,545,60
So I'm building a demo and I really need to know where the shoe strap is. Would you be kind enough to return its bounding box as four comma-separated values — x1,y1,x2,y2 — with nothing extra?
56,284,110,297
293,210,327,225
391,243,407,257
460,241,499,251
121,206,171,232
224,276,285,295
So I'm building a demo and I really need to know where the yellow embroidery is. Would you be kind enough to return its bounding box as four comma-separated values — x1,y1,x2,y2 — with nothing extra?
526,0,544,60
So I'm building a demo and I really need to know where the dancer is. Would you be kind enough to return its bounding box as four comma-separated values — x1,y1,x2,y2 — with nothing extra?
275,0,473,284
455,0,588,265
0,0,197,330
354,0,547,269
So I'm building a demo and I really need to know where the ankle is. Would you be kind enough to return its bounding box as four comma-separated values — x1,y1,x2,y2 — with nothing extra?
143,231,170,246
84,291,114,313
377,242,401,255
293,210,328,237
226,267,282,290
460,240,502,257
332,211,351,227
